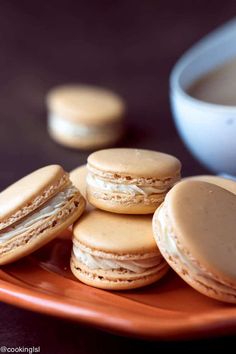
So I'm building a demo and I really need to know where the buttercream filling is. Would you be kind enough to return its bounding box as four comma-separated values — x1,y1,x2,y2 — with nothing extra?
0,185,78,243
157,204,236,295
48,113,122,138
73,245,162,273
87,173,166,196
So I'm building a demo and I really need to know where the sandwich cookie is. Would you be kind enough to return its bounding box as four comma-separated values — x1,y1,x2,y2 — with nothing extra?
70,165,87,199
46,85,125,150
71,210,169,290
153,180,236,303
87,148,181,214
0,165,86,265
70,165,93,211
183,175,236,194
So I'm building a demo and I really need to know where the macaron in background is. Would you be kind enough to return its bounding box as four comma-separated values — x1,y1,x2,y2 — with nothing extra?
86,148,181,214
71,209,169,290
46,85,125,150
182,175,236,194
153,180,236,303
0,165,86,265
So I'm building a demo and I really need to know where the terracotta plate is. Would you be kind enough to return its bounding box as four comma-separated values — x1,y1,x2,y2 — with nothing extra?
0,230,236,340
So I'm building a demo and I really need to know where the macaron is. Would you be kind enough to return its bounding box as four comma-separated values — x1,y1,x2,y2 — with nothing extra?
46,85,125,150
70,165,87,199
153,180,236,303
86,148,181,214
0,165,86,265
71,210,169,290
183,175,236,194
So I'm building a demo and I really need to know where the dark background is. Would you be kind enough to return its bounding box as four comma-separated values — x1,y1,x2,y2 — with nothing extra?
0,0,235,352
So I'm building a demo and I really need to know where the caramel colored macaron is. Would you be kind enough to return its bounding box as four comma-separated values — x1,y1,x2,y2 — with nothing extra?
0,165,86,265
46,85,125,150
71,210,169,290
70,165,87,198
70,165,93,211
153,180,236,303
183,175,236,194
87,148,181,214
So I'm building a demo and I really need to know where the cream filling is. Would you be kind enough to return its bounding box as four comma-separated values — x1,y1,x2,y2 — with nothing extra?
73,245,162,273
48,113,121,138
87,173,166,196
0,185,78,243
157,204,236,295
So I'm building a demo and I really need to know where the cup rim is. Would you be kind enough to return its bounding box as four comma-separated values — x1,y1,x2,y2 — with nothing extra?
170,18,236,115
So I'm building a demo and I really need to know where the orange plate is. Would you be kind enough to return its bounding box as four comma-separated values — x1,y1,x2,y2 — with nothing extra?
0,230,236,340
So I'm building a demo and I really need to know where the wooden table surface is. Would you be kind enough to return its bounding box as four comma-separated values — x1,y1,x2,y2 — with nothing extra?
0,0,235,351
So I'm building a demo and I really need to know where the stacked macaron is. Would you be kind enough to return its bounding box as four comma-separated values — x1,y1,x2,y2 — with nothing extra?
70,148,181,290
71,211,169,290
86,148,181,214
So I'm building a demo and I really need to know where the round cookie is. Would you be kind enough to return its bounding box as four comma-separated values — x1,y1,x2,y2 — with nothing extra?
183,175,236,194
86,148,181,214
153,180,236,303
0,165,86,265
46,85,125,150
71,210,169,290
70,165,93,212
70,165,87,198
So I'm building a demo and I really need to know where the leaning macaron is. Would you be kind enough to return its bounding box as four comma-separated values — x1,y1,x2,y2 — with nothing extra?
153,180,236,303
71,210,169,290
46,85,125,150
86,148,181,214
183,175,236,194
0,165,86,265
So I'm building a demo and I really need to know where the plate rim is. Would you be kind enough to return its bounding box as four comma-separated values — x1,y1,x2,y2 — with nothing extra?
1,269,236,340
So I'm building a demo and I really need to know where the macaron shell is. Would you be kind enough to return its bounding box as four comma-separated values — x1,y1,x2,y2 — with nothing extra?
70,165,87,198
70,253,169,290
183,175,236,194
88,149,181,178
0,196,86,265
47,85,125,125
0,165,67,229
73,210,158,255
166,180,236,284
86,188,165,214
49,127,122,150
